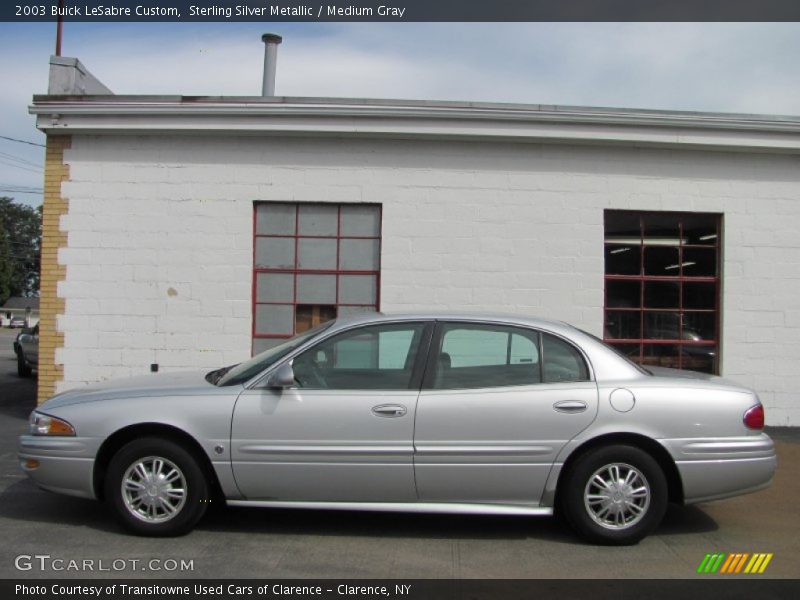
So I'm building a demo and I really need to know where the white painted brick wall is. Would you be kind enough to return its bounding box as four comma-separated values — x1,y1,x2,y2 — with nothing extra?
59,135,800,425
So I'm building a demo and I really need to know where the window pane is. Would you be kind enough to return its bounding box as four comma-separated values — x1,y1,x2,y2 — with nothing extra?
255,237,295,269
681,344,717,374
255,304,294,335
292,323,424,390
339,275,377,304
296,274,336,304
298,238,337,270
605,245,641,275
683,214,718,246
683,282,716,309
256,203,295,235
641,343,681,369
644,281,679,308
510,333,539,365
607,280,641,308
256,272,294,303
644,311,681,340
682,247,717,277
683,312,716,341
643,246,680,275
604,311,641,340
339,239,379,271
643,213,681,246
604,212,641,243
435,325,541,389
340,205,380,237
442,328,509,367
298,204,338,236
542,334,589,383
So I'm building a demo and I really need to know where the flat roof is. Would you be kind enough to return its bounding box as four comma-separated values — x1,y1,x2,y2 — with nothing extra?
30,94,800,153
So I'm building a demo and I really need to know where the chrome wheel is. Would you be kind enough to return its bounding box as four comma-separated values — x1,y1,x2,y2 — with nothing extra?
121,456,187,524
584,462,650,530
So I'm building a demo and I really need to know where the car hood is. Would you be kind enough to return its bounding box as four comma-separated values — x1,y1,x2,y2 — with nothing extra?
39,370,230,410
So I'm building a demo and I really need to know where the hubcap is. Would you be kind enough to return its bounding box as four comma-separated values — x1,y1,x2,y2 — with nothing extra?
121,456,187,523
584,462,650,530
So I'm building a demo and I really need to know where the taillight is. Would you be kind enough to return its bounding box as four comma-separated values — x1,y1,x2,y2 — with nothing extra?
743,405,764,430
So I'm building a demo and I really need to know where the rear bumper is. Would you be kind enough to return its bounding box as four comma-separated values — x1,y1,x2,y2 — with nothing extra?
18,435,97,500
663,434,777,504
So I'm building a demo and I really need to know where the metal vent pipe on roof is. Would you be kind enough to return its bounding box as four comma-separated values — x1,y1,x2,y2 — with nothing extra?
261,33,282,96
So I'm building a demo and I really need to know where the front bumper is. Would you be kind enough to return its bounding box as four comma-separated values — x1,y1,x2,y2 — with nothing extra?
662,434,777,504
18,435,97,499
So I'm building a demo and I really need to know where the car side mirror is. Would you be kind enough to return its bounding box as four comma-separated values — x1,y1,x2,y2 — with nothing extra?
267,363,295,389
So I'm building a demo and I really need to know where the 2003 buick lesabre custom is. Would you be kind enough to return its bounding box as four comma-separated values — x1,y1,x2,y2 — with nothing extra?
18,313,776,545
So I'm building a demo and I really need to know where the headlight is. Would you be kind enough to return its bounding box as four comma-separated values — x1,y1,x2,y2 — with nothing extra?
28,411,75,436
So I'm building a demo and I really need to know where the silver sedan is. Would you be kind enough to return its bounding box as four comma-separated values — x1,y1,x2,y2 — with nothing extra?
18,313,776,545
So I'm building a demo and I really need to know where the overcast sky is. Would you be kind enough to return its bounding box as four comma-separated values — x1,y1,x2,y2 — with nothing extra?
2,21,800,207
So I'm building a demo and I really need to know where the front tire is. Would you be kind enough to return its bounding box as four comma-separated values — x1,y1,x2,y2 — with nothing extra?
559,444,668,545
105,437,209,536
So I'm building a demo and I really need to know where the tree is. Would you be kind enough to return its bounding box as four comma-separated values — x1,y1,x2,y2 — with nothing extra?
0,197,42,305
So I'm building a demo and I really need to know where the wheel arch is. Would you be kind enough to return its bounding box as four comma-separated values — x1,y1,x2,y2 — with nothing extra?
93,422,223,502
556,432,684,505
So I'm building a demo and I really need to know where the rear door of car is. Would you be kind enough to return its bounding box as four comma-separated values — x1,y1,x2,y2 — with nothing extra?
230,320,433,502
413,321,598,504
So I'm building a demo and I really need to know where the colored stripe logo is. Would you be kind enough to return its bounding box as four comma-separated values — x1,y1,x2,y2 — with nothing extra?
697,553,773,574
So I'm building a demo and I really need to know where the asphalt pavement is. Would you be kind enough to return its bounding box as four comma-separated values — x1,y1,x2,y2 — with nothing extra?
0,327,798,579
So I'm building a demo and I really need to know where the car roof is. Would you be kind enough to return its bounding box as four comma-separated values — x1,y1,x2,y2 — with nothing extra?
327,311,579,337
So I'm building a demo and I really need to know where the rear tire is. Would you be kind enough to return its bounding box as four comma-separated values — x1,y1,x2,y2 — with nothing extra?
559,444,668,545
17,352,32,378
105,437,209,536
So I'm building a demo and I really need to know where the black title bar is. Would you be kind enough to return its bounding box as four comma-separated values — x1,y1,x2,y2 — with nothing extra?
4,0,800,22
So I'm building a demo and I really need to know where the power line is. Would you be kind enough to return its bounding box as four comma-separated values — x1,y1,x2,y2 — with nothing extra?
0,151,43,169
0,135,46,148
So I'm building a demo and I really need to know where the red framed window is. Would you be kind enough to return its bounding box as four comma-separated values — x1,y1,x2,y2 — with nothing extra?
604,210,721,374
252,203,381,354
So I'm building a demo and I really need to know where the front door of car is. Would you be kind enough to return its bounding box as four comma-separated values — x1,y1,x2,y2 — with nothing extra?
414,322,598,504
230,321,432,502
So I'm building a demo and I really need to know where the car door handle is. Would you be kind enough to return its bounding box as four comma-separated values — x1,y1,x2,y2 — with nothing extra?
372,404,407,418
553,400,588,413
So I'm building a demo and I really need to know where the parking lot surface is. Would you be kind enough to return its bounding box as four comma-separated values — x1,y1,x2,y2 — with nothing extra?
0,328,798,579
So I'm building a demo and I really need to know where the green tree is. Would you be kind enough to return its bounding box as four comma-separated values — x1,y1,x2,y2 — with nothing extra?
0,197,42,305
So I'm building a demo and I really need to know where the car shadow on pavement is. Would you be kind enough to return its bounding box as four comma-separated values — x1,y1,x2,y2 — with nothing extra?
0,479,123,535
0,480,718,542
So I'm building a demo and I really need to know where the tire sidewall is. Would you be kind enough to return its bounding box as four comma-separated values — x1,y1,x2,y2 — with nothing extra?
561,444,668,545
105,437,208,536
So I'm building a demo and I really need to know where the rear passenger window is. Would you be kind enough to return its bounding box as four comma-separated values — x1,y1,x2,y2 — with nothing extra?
434,324,541,389
542,333,590,383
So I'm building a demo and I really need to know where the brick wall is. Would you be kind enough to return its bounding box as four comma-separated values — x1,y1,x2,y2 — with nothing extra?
57,135,800,424
37,135,70,403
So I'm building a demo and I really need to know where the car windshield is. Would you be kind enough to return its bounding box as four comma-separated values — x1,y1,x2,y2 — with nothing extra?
209,321,334,387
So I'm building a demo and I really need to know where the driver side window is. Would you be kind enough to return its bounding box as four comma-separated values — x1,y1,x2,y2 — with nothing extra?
293,323,427,390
